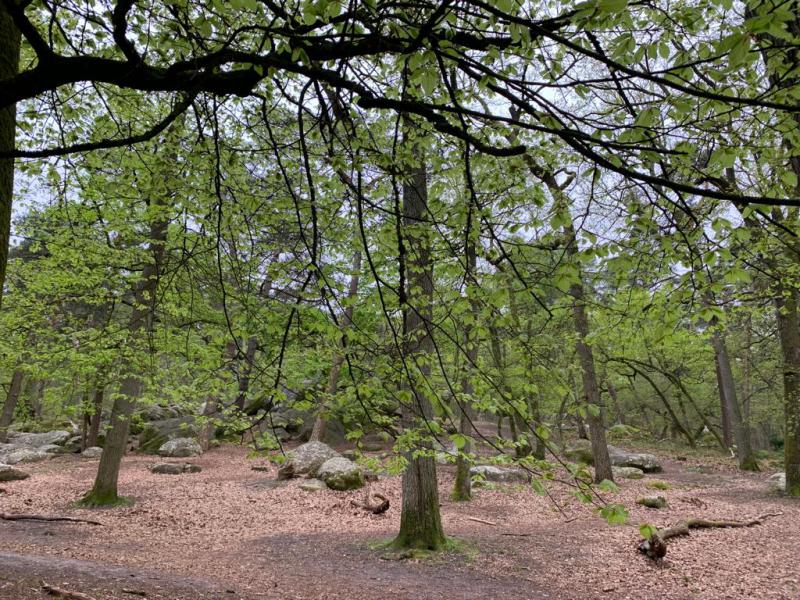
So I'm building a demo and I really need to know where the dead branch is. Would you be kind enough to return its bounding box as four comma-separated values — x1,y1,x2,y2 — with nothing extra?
638,512,783,561
350,493,389,514
466,516,497,526
41,582,97,600
1,513,103,526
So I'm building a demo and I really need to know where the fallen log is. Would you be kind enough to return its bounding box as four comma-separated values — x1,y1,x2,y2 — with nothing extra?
41,581,97,600
1,513,103,526
466,516,497,526
351,493,389,515
638,512,783,561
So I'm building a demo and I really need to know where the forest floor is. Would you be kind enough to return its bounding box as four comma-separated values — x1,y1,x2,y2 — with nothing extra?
0,438,797,600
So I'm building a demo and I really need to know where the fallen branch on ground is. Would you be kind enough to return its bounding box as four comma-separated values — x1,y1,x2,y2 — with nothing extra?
466,516,497,526
638,512,783,561
41,582,97,600
351,493,389,514
1,513,103,526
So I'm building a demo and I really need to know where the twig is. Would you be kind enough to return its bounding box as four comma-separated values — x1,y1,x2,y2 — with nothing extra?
466,516,497,526
122,589,147,597
1,513,103,526
41,582,97,600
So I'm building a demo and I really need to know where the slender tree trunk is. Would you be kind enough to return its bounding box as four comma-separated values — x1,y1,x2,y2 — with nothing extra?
86,388,104,448
80,187,169,506
310,249,361,443
776,289,800,495
710,330,758,471
0,369,23,442
235,336,258,412
392,130,445,551
0,5,20,309
453,227,478,500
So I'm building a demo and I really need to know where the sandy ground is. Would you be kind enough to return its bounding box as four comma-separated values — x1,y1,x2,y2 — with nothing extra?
0,444,797,600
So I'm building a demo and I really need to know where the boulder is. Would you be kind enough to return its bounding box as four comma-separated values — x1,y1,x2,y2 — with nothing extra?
150,462,202,475
612,466,645,480
317,457,364,491
82,446,103,459
609,446,662,473
637,495,668,509
299,479,328,492
767,472,786,493
0,464,29,482
564,439,594,464
285,441,341,477
7,430,71,447
434,440,458,465
470,465,530,485
157,437,202,457
0,447,50,464
138,417,197,454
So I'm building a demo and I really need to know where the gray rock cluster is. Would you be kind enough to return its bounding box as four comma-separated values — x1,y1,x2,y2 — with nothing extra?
563,439,663,473
278,441,365,491
157,437,203,457
150,462,202,475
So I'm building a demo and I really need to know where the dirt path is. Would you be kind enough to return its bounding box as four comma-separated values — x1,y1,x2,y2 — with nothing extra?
0,445,797,599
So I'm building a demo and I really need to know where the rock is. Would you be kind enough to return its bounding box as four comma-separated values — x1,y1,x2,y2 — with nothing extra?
470,465,530,485
138,417,197,454
612,466,645,480
150,462,202,474
317,457,364,491
0,447,51,464
434,440,458,465
7,430,71,447
82,446,103,458
299,479,328,492
0,464,29,481
38,444,63,454
609,446,662,473
767,472,786,493
285,441,341,477
158,437,202,457
359,433,386,452
637,495,668,509
564,439,594,464
341,449,357,461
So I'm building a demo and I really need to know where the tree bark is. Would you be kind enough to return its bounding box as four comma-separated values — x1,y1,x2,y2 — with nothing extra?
86,388,103,448
714,353,734,448
392,130,445,551
710,330,759,471
776,289,800,495
310,249,361,443
0,5,20,309
0,369,23,442
80,184,169,506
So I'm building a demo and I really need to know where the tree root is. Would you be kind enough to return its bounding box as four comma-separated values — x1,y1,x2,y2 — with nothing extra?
351,493,389,514
42,581,97,600
1,512,103,526
638,512,783,561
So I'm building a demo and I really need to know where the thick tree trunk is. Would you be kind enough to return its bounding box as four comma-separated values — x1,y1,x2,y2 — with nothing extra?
392,134,445,551
0,369,23,442
710,330,758,471
714,354,734,448
310,249,361,443
0,5,20,309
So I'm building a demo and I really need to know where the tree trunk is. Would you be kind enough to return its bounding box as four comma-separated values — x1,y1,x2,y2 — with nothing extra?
453,227,478,501
0,5,20,309
710,330,758,471
86,388,103,448
0,369,23,442
80,182,169,506
776,289,800,495
714,354,734,448
310,249,361,443
392,130,445,551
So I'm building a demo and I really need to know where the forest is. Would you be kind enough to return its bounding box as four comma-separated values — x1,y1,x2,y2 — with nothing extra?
0,0,798,599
